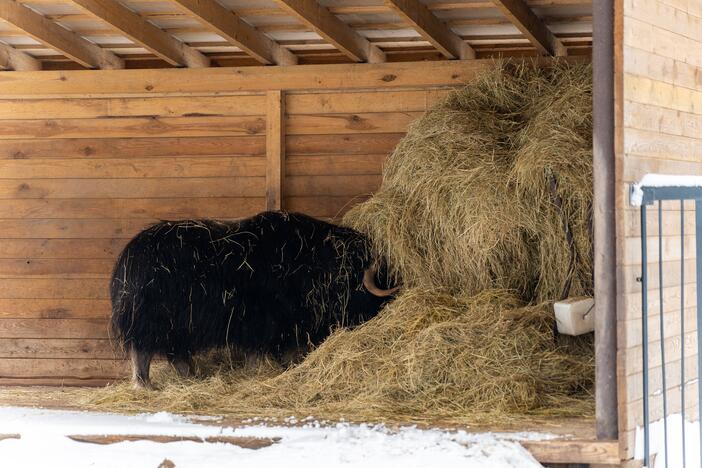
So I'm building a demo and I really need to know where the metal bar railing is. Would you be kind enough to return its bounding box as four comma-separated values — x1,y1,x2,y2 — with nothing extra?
682,199,687,468
633,182,702,468
640,200,650,467
658,200,670,468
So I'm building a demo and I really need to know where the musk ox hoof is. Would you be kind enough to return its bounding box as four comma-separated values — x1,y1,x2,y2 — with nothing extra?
132,379,154,391
170,359,193,378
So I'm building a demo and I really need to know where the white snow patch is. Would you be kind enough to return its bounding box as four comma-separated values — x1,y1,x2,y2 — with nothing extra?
636,413,701,468
630,174,702,206
0,406,553,468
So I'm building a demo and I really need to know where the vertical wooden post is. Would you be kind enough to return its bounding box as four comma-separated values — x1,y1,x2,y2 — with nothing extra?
592,0,618,441
266,90,285,211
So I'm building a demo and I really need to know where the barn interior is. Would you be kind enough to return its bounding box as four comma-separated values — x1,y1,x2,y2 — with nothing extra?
0,0,617,465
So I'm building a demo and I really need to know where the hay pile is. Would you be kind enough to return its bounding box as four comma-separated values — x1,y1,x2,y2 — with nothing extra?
81,60,595,424
345,61,593,301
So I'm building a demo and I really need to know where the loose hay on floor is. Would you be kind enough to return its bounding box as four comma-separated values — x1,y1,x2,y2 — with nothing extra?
81,289,592,424
80,59,595,424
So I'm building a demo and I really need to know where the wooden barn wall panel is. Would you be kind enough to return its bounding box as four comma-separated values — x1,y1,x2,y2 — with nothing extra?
617,0,702,462
0,71,458,385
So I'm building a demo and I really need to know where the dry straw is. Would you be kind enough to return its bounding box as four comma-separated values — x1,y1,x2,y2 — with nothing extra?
80,60,595,424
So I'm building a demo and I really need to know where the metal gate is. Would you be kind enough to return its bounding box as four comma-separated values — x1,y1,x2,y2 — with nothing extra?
634,182,702,468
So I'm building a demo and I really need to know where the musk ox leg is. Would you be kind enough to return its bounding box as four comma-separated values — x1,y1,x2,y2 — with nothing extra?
167,355,193,378
129,346,154,390
230,346,266,369
278,348,307,368
245,352,266,369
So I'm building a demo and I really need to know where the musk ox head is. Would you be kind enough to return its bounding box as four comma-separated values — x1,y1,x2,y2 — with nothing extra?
307,225,399,332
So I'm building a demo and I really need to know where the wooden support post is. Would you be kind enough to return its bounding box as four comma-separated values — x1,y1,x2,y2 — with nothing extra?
592,0,618,441
266,90,285,211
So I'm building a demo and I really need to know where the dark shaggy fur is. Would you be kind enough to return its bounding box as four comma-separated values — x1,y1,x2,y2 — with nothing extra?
110,211,393,387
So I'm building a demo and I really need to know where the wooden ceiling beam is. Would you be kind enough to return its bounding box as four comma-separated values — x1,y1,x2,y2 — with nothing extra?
0,41,40,70
385,0,474,59
271,0,385,63
491,0,566,56
69,0,209,67
170,0,297,66
0,0,122,68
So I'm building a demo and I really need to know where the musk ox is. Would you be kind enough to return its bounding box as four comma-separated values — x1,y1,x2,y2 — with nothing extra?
110,211,398,388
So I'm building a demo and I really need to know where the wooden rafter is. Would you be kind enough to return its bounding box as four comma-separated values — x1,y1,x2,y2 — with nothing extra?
491,0,566,56
0,41,40,70
70,0,209,67
271,0,385,63
0,0,122,68
170,0,297,66
385,0,474,59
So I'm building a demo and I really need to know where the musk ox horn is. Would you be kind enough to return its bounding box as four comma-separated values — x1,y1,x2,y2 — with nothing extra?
363,266,399,297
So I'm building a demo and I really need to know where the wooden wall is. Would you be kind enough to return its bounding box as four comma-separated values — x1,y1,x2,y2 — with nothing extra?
0,61,469,385
616,0,702,463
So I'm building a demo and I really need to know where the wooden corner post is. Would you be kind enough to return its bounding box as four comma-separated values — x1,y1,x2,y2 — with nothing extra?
266,90,285,211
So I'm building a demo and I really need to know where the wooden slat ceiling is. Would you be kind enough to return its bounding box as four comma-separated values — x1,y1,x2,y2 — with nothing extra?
0,0,592,70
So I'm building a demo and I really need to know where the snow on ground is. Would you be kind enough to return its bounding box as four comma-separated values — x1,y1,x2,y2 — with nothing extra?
636,413,702,468
0,406,552,468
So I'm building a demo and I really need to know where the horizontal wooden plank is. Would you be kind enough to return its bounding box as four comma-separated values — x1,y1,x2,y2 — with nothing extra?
0,95,266,120
0,239,126,259
624,357,699,409
0,338,116,359
0,377,116,386
624,205,696,237
0,279,109,299
0,60,505,96
0,219,152,239
0,116,266,140
623,154,702,183
0,177,265,199
0,156,266,179
0,318,108,338
624,101,700,142
625,73,702,114
0,136,265,159
0,259,112,278
621,258,695,294
622,283,696,320
0,299,110,319
622,305,697,349
287,133,402,155
0,358,126,380
286,175,382,196
521,439,619,465
68,434,278,448
285,195,370,218
285,89,449,114
0,197,265,219
287,112,420,135
286,154,385,176
623,234,696,263
624,127,702,162
625,329,698,376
